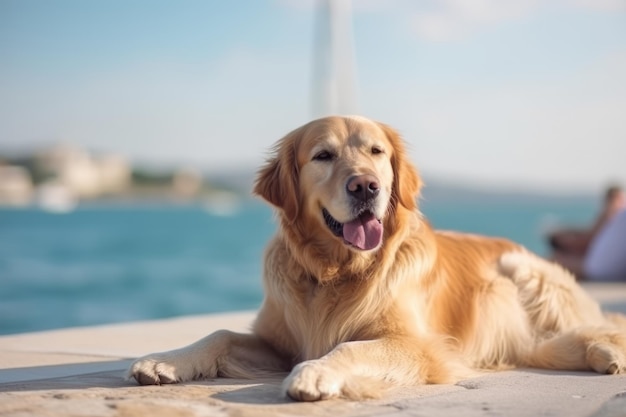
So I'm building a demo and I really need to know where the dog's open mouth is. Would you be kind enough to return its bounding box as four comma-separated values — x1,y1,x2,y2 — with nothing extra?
322,208,383,251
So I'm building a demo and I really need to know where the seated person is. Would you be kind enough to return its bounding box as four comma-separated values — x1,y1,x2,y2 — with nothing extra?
548,185,625,279
584,209,626,281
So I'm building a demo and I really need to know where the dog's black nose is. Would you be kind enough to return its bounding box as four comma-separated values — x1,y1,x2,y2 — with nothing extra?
347,175,380,202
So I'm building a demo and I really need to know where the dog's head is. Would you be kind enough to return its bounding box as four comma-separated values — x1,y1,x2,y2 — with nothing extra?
254,116,421,253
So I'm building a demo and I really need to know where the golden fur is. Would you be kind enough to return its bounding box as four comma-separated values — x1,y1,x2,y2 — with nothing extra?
128,115,626,401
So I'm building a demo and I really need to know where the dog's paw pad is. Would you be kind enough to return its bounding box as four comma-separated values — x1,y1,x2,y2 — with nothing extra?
587,343,626,375
133,370,178,385
133,370,159,386
283,361,344,402
127,356,186,386
606,363,619,375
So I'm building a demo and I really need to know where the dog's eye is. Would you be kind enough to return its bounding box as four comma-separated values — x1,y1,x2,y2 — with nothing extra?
371,146,384,155
313,151,334,161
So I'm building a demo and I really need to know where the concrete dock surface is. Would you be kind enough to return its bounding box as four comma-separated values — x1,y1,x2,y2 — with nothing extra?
1,283,626,417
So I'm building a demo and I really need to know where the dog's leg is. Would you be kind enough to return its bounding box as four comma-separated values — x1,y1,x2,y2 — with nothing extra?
529,327,626,374
127,330,289,385
283,337,469,401
499,252,606,333
499,253,626,373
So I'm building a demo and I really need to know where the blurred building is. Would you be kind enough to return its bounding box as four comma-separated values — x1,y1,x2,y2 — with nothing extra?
172,168,203,198
0,165,34,206
35,143,131,199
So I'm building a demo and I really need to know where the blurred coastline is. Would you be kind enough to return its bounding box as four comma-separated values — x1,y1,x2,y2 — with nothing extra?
0,143,246,213
0,141,599,210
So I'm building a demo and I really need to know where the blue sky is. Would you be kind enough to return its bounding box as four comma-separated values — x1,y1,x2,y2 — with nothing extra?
1,0,625,192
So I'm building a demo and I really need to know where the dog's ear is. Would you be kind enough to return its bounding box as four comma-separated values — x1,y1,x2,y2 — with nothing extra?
253,132,300,223
378,122,421,211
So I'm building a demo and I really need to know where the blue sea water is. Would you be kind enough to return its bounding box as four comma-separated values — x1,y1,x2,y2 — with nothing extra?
0,194,596,335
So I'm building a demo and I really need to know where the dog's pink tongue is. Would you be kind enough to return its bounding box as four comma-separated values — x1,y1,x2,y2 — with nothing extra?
343,212,383,250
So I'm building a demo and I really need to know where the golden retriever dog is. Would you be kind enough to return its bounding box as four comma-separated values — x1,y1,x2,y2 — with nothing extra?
128,115,626,401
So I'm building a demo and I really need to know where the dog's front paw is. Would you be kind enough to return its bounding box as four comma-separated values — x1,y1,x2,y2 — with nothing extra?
127,352,197,386
283,360,345,401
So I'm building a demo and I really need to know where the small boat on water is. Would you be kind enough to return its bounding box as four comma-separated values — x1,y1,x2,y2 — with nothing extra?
202,191,241,216
36,182,77,213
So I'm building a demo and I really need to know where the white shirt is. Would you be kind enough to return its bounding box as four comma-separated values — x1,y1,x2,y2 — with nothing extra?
584,209,626,281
